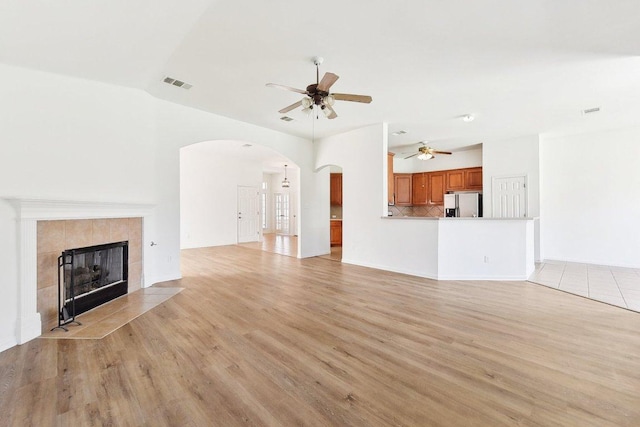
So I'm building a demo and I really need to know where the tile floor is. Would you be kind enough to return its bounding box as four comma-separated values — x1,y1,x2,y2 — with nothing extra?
529,260,640,312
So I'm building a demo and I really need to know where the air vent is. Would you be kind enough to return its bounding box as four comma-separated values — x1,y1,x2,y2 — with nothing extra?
391,130,407,136
582,107,600,115
280,116,294,122
163,76,193,90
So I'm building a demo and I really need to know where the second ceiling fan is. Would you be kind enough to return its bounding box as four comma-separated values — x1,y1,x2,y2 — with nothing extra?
266,57,372,119
404,143,452,160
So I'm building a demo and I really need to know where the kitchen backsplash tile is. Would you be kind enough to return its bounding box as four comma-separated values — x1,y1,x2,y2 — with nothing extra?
388,205,444,217
330,205,343,219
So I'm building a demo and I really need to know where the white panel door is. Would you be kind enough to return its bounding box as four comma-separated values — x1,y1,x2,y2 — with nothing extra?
492,176,527,218
238,186,260,243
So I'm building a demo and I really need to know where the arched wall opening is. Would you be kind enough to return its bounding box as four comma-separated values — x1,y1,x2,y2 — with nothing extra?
179,139,301,256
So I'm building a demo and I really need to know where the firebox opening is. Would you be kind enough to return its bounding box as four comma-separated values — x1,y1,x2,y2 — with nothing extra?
59,241,129,322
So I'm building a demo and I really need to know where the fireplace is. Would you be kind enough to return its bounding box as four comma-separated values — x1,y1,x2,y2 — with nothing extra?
59,241,129,322
5,198,153,345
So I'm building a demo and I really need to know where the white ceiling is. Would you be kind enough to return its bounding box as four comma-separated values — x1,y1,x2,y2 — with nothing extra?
3,0,640,152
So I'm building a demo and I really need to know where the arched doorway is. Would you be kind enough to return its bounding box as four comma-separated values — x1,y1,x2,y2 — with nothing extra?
179,139,300,257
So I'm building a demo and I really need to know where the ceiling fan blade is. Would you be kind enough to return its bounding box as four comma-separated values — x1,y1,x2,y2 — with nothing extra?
266,83,307,95
325,104,338,119
404,153,419,159
317,72,339,92
332,93,373,103
432,150,452,155
278,100,303,114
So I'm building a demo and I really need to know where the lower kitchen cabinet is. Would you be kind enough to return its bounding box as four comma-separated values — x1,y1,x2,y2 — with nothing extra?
330,220,342,246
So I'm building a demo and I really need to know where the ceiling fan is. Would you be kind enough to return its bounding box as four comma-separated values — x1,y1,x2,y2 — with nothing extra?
404,142,452,160
266,56,372,119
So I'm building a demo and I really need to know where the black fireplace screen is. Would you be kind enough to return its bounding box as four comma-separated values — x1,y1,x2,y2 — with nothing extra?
57,241,129,325
64,245,125,300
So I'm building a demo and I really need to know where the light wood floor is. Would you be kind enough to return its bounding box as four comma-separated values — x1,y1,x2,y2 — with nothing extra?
240,233,298,257
1,246,640,426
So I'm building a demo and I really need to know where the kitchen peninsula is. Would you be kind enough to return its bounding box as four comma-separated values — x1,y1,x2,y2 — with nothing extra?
341,215,536,281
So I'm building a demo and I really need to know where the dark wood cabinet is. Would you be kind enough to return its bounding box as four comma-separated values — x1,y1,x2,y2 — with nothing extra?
465,167,483,190
428,172,445,205
412,173,427,205
330,173,342,206
330,220,342,246
387,153,395,205
394,174,412,206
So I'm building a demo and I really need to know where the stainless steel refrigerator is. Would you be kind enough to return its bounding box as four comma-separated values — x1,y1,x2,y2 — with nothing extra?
444,193,482,217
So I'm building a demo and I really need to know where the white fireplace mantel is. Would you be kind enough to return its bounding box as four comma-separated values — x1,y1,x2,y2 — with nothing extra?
6,198,155,345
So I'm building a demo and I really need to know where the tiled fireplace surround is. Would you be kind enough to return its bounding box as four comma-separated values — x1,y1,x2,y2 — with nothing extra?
9,199,153,345
37,218,143,331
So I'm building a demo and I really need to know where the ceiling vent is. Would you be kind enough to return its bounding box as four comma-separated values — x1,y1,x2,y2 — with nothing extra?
582,107,600,115
163,76,192,90
280,116,294,122
391,130,407,136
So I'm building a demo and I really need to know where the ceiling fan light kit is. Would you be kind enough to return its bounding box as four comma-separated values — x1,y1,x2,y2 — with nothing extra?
266,56,372,119
404,143,453,160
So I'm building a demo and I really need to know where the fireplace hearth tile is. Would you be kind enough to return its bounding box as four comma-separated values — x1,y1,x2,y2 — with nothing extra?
40,287,183,340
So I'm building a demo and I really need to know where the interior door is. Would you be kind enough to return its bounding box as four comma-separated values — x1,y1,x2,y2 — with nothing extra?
492,176,527,218
238,186,260,243
274,192,290,235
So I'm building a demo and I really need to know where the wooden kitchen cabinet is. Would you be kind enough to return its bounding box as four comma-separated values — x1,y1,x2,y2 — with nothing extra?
330,220,342,246
387,152,395,205
412,173,427,205
394,174,412,206
330,173,342,206
465,167,483,190
428,172,445,205
446,169,466,191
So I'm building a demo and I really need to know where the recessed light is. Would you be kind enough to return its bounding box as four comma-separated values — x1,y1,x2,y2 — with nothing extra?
391,130,407,136
462,114,474,122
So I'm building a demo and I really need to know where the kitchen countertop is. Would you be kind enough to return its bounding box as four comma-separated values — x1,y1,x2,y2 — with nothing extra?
382,216,537,220
330,218,342,221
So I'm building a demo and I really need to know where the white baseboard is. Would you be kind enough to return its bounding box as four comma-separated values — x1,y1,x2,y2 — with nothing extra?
144,273,182,287
17,312,42,344
0,332,18,354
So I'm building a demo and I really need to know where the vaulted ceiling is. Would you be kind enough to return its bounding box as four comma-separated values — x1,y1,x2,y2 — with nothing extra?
2,0,640,151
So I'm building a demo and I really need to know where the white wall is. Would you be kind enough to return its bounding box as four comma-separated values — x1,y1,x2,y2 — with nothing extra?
482,134,540,218
0,63,324,351
393,147,482,173
316,123,389,265
540,127,640,267
180,143,264,249
0,63,156,351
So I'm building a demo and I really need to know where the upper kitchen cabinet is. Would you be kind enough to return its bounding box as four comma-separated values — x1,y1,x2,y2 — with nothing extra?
445,167,484,191
394,174,412,206
465,167,483,190
387,152,395,205
428,172,445,205
330,173,343,206
446,169,465,191
412,173,427,205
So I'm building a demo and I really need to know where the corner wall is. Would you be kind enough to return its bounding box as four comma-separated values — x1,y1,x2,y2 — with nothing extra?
540,127,640,267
